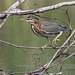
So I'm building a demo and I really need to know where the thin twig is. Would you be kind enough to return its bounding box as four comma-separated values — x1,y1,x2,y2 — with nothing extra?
0,1,75,15
34,14,71,30
39,29,75,75
47,29,75,66
0,0,26,28
65,9,72,31
63,40,75,53
11,52,75,75
0,15,10,28
0,40,75,50
45,52,75,70
0,1,75,27
53,40,75,61
33,52,75,75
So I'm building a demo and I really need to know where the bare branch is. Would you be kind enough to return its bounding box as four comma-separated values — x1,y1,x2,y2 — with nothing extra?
0,0,26,18
0,15,10,28
0,40,75,50
0,0,26,28
8,0,25,10
65,9,72,31
45,52,75,71
0,1,75,15
0,1,75,74
31,52,75,75
0,30,75,75
11,72,62,75
63,40,75,53
11,52,75,75
0,1,75,27
39,29,75,75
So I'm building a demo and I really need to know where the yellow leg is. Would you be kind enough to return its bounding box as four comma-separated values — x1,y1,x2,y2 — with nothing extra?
52,31,62,47
42,38,50,50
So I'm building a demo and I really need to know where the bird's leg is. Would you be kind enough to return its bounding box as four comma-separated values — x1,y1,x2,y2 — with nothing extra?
52,31,62,47
42,37,50,50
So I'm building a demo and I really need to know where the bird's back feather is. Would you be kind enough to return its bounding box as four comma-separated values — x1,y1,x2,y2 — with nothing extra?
41,21,68,33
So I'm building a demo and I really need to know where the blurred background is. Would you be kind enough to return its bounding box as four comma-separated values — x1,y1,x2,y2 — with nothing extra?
0,0,75,75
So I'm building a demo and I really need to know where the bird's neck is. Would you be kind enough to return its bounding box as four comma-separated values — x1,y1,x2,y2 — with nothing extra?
33,20,42,29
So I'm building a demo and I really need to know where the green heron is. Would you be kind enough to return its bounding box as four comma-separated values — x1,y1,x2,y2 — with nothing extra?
20,15,67,50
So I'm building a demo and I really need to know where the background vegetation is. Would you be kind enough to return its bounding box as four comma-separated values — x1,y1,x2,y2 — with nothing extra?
0,0,75,75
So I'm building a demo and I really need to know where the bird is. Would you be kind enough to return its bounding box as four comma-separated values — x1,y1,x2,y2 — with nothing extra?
20,15,68,50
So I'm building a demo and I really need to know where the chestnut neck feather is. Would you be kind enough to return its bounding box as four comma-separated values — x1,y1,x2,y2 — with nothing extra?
33,19,41,29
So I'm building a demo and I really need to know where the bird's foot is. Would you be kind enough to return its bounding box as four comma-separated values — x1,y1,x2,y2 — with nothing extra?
41,45,47,50
52,39,60,47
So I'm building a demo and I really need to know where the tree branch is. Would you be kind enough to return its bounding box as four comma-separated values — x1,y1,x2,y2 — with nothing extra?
0,1,75,15
0,0,26,27
11,52,75,75
0,40,75,50
39,29,75,75
0,29,75,75
0,1,75,27
29,52,75,75
0,1,75,74
63,40,75,53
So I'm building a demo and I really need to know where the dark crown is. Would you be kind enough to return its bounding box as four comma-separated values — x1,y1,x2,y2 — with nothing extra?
27,15,39,20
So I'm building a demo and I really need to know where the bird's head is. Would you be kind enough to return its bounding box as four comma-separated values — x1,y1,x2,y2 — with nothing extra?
20,15,39,25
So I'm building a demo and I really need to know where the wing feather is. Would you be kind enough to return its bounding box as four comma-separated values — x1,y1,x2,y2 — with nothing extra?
41,21,67,33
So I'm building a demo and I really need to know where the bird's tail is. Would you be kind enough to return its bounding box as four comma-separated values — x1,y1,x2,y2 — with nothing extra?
59,25,68,32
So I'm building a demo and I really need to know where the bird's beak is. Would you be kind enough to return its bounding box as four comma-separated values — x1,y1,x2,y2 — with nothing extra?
20,18,27,21
20,18,32,22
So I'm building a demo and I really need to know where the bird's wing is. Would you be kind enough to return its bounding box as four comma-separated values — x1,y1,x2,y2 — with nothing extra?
41,21,65,33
